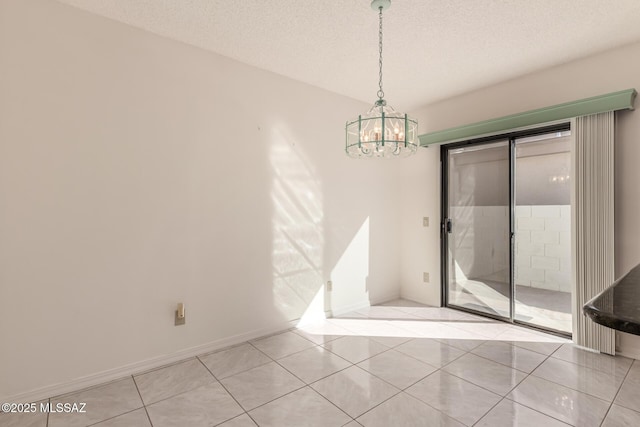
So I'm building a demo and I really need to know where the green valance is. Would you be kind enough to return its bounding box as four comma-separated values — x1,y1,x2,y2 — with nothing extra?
419,89,637,146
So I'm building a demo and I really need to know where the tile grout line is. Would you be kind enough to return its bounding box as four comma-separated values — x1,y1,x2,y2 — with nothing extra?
413,348,515,425
502,397,573,426
450,338,573,426
552,356,634,377
274,347,354,384
252,332,435,423
467,345,548,375
200,342,274,382
199,340,268,361
305,384,358,424
134,358,193,377
131,374,154,427
195,356,257,426
255,336,414,423
48,375,135,401
49,378,150,427
471,396,509,427
131,359,218,408
349,390,404,423
211,341,312,417
249,331,320,360
396,343,496,425
469,342,564,424
527,355,626,403
388,337,472,369
291,328,342,345
496,346,595,426
403,371,475,426
438,364,525,399
84,408,147,427
598,358,636,427
356,369,446,423
213,413,258,427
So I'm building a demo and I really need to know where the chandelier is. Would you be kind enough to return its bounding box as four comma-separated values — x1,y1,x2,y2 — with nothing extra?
345,0,418,158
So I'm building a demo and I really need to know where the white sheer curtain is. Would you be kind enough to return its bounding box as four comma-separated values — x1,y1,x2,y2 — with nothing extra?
573,111,615,354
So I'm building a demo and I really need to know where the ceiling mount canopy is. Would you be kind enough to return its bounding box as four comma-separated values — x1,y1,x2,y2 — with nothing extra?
345,0,418,159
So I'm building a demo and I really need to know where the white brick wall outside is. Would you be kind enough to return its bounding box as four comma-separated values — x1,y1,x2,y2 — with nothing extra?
545,216,571,232
516,205,571,292
517,230,531,243
517,241,545,256
518,217,545,231
545,244,567,258
531,230,559,244
532,206,561,218
531,255,560,270
515,255,531,267
517,266,545,281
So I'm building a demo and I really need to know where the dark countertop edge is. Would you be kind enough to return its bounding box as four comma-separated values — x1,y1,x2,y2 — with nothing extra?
582,264,640,336
583,303,640,335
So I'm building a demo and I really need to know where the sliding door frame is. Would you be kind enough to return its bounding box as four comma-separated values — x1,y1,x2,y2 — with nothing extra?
441,123,571,336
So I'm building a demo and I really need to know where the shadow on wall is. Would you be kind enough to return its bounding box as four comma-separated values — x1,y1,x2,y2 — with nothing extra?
268,125,374,325
270,126,326,322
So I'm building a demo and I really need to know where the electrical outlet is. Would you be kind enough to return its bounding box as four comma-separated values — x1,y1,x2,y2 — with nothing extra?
423,272,430,283
175,303,185,326
423,217,429,227
326,281,333,292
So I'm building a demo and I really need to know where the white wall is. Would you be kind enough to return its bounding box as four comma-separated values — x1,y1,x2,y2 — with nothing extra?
398,148,441,304
403,40,640,356
0,0,403,400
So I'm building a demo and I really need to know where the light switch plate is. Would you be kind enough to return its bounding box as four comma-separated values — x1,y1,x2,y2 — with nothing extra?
423,272,430,283
327,281,333,292
423,217,429,227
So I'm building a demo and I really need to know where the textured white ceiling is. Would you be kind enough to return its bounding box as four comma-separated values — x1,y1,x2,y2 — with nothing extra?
56,0,640,110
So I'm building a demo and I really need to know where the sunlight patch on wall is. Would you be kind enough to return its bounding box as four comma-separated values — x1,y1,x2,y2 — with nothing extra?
329,217,370,311
270,127,325,322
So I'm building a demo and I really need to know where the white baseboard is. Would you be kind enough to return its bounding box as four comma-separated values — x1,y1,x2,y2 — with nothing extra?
372,292,401,306
329,300,371,317
399,288,438,307
616,331,640,360
329,292,400,317
5,296,398,403
4,319,298,404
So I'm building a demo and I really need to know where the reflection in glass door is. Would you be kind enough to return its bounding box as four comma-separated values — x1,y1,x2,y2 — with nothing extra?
445,141,511,319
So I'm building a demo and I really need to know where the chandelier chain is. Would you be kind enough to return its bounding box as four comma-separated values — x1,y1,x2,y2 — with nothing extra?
377,6,384,100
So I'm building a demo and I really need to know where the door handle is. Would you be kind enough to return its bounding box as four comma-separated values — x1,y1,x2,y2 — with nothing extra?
446,219,452,233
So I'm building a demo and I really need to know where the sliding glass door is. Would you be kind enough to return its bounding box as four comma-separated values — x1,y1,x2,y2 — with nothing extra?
442,126,572,335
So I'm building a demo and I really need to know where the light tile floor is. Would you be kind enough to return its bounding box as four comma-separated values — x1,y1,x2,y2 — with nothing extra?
2,299,640,427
